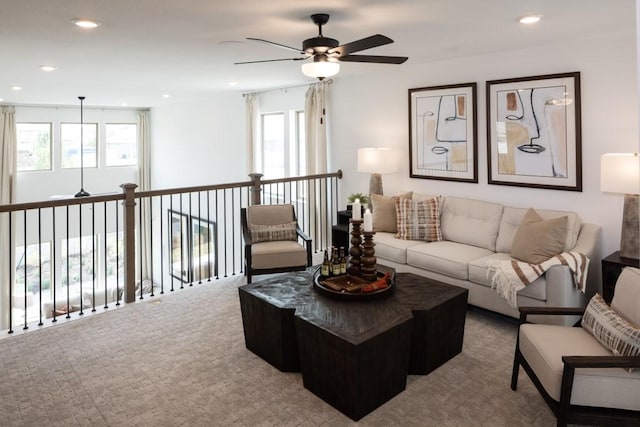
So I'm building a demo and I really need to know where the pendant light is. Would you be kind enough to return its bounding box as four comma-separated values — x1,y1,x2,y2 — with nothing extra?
74,96,90,197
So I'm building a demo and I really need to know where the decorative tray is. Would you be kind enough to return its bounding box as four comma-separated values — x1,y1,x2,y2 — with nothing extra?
313,268,394,300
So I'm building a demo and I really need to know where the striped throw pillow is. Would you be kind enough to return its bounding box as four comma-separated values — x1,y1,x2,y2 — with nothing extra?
394,197,442,242
582,293,640,366
250,221,298,243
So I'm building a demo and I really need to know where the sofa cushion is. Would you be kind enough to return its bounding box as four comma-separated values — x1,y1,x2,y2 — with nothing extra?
611,267,640,326
496,206,581,254
511,209,568,264
250,221,297,243
373,231,423,264
582,294,640,359
371,192,412,233
468,253,547,301
395,197,442,242
440,197,504,251
251,241,307,269
407,241,494,280
519,323,640,410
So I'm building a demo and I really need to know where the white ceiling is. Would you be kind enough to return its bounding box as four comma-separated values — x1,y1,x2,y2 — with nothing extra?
0,0,634,108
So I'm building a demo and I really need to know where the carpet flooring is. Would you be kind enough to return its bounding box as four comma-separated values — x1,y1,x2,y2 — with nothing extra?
0,272,561,426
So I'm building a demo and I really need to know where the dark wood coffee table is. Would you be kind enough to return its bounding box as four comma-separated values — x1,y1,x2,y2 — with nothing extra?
238,268,468,421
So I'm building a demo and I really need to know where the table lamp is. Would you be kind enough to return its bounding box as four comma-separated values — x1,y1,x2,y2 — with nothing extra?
357,147,397,198
601,153,640,259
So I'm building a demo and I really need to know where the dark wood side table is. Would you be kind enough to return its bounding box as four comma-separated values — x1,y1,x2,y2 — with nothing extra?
331,210,351,250
601,251,640,303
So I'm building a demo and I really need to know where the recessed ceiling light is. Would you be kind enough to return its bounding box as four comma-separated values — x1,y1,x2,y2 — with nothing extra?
0,98,4,102
73,19,101,29
40,65,57,72
11,86,22,91
518,15,542,24
162,93,171,98
121,102,128,107
228,81,238,86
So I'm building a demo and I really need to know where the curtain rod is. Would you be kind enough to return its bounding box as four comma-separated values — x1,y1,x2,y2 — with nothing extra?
242,79,333,98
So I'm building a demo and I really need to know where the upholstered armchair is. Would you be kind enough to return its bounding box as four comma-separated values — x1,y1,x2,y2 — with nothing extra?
511,267,640,426
241,204,312,284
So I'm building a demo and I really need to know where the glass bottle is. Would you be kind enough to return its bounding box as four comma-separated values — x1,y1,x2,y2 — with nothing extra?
339,247,347,274
332,247,341,276
321,249,330,276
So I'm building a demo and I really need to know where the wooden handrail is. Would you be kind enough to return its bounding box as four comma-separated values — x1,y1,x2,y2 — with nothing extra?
0,193,124,213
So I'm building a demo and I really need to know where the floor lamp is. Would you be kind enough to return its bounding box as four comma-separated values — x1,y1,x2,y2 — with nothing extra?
357,147,397,206
601,153,640,259
75,96,90,197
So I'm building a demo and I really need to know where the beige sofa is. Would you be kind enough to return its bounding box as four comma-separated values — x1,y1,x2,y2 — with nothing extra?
371,194,601,323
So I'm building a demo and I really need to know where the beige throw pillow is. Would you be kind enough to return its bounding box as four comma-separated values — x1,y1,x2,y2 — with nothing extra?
395,197,442,242
250,221,297,243
371,192,412,232
511,208,567,264
582,294,640,368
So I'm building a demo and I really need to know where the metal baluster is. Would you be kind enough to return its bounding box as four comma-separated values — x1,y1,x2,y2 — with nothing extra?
215,190,219,280
198,191,202,283
188,192,193,287
231,189,235,275
104,201,108,309
115,201,120,306
180,193,185,288
51,208,56,323
207,190,212,281
8,212,13,333
159,196,165,294
38,208,43,326
139,195,144,298
169,194,174,292
223,189,227,278
91,203,96,312
23,209,28,330
66,205,70,318
149,196,155,297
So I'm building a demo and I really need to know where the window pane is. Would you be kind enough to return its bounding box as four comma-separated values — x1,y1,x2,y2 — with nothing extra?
106,123,137,166
262,113,285,178
61,123,97,168
16,123,51,171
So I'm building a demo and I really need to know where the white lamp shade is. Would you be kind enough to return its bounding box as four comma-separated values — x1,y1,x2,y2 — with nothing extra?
301,61,340,79
601,153,640,194
357,148,397,174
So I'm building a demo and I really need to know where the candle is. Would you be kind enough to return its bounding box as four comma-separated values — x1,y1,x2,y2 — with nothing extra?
352,199,361,220
363,208,373,232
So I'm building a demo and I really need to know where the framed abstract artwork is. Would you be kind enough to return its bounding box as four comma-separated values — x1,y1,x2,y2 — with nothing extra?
409,82,478,182
486,72,582,191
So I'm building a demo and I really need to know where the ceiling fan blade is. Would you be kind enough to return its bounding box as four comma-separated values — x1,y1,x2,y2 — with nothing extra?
247,38,305,54
234,57,306,65
328,34,393,56
338,54,408,64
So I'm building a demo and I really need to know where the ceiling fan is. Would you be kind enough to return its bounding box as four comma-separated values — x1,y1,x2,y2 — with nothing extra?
235,13,408,80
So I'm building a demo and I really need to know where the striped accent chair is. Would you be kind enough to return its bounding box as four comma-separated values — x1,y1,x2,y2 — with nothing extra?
511,267,640,426
241,204,312,284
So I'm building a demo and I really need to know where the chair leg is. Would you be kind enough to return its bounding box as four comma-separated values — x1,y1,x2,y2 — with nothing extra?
511,348,520,391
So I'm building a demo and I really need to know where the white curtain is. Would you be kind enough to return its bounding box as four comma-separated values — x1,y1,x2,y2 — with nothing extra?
305,83,330,249
245,93,258,174
305,82,328,174
137,110,151,281
0,106,17,330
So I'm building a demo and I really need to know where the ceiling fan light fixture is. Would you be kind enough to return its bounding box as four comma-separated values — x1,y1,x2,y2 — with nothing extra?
301,58,340,80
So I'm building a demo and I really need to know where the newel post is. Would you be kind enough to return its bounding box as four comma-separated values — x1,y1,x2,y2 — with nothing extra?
249,173,263,206
120,183,138,303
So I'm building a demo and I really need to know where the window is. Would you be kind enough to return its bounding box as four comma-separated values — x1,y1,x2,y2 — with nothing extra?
106,123,137,166
260,110,305,178
16,123,52,171
262,113,285,178
61,123,98,168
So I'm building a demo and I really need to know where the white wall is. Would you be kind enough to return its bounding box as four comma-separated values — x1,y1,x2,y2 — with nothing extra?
328,29,638,259
149,93,246,188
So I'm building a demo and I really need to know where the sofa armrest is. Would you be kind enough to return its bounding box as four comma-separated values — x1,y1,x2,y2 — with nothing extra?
572,223,601,260
562,355,640,369
519,306,585,323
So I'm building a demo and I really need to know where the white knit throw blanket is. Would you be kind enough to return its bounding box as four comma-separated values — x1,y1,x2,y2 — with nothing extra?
486,252,590,308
